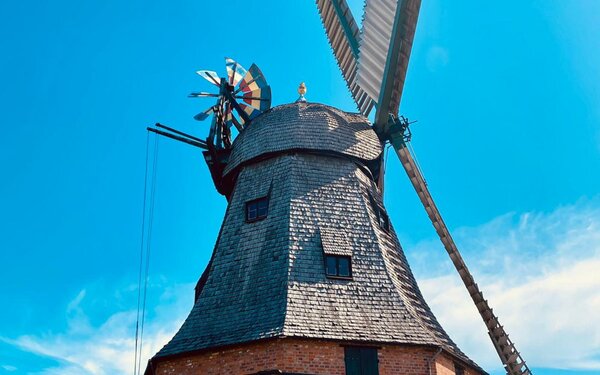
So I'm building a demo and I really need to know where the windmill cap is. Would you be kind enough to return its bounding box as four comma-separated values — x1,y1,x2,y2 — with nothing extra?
224,102,382,176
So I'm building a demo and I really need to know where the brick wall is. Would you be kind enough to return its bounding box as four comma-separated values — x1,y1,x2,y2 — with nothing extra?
378,345,434,375
150,338,481,375
435,351,481,375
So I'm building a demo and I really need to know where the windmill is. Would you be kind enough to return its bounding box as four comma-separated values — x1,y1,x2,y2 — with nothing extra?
147,58,271,194
142,1,531,375
316,0,531,374
189,58,272,149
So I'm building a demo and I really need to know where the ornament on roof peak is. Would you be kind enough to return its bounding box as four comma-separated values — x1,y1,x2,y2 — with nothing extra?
296,82,307,102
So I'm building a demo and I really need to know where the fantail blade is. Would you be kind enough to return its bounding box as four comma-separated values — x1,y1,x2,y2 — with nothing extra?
195,70,221,86
225,57,248,87
193,107,215,121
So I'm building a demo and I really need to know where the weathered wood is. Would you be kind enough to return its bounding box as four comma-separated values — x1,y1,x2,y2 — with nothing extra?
391,136,531,375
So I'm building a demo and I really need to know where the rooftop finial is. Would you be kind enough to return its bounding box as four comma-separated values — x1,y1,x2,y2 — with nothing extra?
296,82,307,102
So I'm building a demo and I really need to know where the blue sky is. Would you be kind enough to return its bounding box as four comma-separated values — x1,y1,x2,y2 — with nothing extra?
0,1,599,374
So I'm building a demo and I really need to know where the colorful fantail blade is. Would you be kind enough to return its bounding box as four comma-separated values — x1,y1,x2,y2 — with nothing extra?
195,70,221,86
240,86,272,113
193,106,214,121
225,58,247,87
238,102,262,121
238,64,268,94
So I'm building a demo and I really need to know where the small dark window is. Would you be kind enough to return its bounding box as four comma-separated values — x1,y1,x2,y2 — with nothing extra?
325,255,352,278
377,210,389,231
246,196,268,222
454,363,465,375
344,346,379,375
368,192,390,232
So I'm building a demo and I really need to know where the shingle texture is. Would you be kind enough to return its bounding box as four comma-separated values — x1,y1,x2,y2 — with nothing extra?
155,102,480,370
224,102,382,176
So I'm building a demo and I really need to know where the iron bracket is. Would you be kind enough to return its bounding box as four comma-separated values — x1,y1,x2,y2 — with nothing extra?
378,114,414,148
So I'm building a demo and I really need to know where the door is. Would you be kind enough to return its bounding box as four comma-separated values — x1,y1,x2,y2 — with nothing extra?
344,347,379,375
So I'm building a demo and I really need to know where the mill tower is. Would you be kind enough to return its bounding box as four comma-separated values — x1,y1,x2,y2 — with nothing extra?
145,102,484,375
143,1,531,374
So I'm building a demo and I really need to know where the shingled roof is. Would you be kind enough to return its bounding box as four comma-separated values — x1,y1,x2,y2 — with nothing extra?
153,102,482,371
224,103,382,176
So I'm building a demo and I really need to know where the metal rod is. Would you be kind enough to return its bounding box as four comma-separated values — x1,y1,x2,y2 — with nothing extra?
226,93,251,124
154,123,206,144
233,95,269,101
206,72,220,86
189,92,220,98
233,77,257,95
147,127,208,150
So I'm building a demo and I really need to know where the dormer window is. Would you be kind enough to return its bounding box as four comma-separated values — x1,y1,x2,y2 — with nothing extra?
325,255,352,278
320,227,353,279
246,196,269,222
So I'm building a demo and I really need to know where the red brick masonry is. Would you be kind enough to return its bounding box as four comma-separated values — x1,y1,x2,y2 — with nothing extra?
149,338,482,375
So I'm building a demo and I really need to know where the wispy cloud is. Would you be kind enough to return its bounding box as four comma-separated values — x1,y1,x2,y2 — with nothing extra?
5,200,600,374
410,199,600,371
426,45,449,72
2,282,192,375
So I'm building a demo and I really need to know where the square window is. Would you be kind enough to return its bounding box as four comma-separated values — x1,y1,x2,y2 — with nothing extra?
454,363,465,375
325,255,352,279
246,196,269,222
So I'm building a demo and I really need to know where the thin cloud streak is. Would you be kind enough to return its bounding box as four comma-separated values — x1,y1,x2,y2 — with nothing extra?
412,199,600,371
2,283,192,375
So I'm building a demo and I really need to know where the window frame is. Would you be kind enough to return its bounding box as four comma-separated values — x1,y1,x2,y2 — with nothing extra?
245,196,269,223
324,254,353,279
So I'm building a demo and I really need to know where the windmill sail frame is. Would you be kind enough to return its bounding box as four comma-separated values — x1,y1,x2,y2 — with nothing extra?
316,1,532,374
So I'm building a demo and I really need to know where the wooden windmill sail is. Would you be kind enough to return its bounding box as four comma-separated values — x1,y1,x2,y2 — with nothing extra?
316,1,531,374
